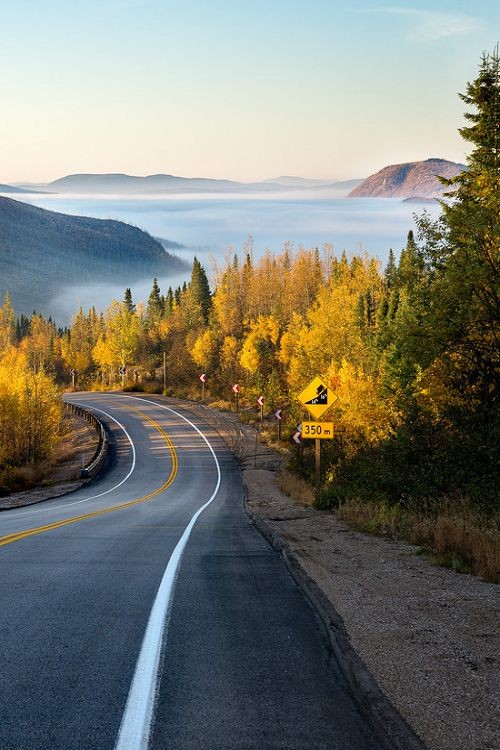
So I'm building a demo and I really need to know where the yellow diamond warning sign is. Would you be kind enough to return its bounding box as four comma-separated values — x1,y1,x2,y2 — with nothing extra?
296,375,337,419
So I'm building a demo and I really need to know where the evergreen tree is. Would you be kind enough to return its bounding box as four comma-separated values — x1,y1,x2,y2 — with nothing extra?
190,257,212,323
123,287,135,314
397,231,425,290
420,48,500,416
165,287,174,315
384,249,397,289
146,278,163,327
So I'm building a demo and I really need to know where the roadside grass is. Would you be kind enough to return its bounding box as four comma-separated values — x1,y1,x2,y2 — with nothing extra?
335,497,500,582
277,469,316,506
207,399,233,412
0,464,46,494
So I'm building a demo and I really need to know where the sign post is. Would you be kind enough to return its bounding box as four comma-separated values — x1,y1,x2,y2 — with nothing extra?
119,365,126,388
257,395,264,424
163,351,166,393
275,408,283,440
70,368,76,388
199,373,207,400
315,439,321,487
232,383,239,412
296,375,338,487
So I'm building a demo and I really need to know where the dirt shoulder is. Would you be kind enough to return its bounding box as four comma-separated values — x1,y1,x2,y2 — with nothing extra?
0,413,99,510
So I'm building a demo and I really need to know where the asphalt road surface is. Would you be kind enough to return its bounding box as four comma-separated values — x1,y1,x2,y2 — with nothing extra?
0,393,383,750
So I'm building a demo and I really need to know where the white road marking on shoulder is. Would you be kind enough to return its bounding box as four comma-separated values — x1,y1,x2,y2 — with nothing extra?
114,395,222,750
8,403,136,519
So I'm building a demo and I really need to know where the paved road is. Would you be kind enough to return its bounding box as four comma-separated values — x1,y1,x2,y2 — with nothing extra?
0,393,383,750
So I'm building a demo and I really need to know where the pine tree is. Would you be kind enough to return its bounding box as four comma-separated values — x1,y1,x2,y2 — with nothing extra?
123,287,135,314
421,49,500,415
190,257,212,323
165,287,174,315
384,249,397,289
397,231,425,290
146,278,163,327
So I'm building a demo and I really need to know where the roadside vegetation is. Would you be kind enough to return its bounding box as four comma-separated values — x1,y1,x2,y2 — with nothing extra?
0,51,498,578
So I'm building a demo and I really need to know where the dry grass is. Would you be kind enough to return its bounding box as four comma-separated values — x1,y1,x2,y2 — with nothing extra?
336,497,500,582
0,413,100,495
277,469,316,506
207,399,233,412
0,464,46,493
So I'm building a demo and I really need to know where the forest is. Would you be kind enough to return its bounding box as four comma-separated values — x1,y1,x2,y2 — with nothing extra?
0,50,498,578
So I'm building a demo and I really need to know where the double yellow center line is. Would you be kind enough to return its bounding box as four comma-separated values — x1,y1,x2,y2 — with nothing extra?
0,410,178,549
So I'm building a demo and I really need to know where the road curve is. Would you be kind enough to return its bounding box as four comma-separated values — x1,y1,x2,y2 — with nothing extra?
0,393,382,750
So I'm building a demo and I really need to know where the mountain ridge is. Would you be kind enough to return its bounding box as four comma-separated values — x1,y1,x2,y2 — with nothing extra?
45,173,287,194
349,158,465,198
0,196,188,317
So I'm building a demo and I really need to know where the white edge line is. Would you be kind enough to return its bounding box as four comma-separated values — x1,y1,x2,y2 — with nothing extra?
10,402,136,519
114,395,222,750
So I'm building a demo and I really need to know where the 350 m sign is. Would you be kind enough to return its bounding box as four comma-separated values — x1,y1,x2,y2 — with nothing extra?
302,421,334,440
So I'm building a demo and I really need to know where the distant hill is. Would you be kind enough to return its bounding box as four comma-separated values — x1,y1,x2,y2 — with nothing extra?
45,173,287,194
20,172,367,196
349,159,465,199
312,178,364,195
0,183,41,194
0,196,188,317
261,176,331,188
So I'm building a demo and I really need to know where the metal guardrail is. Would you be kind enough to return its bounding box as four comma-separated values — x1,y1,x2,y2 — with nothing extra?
64,402,108,480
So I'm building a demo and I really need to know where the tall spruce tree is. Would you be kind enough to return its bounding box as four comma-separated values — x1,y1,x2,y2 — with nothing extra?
123,288,135,314
146,278,163,327
420,48,500,416
190,257,212,323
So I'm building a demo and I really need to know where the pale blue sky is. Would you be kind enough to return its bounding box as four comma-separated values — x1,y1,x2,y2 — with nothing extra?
1,0,498,182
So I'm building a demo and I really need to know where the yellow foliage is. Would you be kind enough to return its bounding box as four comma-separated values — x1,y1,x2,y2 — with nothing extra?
0,347,62,466
333,360,400,446
239,315,280,373
190,328,217,369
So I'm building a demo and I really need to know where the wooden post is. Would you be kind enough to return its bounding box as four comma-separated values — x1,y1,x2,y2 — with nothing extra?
315,438,321,487
163,351,166,393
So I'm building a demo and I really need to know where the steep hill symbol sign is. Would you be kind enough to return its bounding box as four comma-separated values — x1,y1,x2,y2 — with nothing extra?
297,375,337,420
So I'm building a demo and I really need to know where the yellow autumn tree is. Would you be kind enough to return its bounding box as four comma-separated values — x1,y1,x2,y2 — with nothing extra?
190,328,218,372
0,346,62,468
